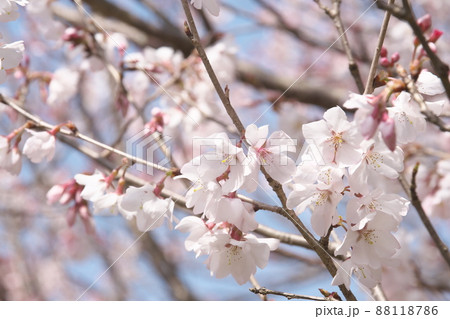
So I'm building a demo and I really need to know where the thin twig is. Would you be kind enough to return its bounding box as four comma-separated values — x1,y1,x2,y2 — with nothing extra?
249,275,268,301
364,0,394,94
314,0,364,93
0,94,172,173
181,2,245,135
249,287,330,301
410,163,450,270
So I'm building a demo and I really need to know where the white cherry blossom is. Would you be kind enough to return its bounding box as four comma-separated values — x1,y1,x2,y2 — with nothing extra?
93,193,122,215
119,184,174,231
348,135,404,193
302,106,363,167
191,0,220,16
74,170,109,202
175,216,215,257
346,188,409,230
206,233,279,285
22,129,56,163
47,67,80,108
0,40,24,83
332,258,382,289
176,217,279,285
416,70,446,116
388,91,426,144
245,124,296,188
335,213,401,269
287,163,345,236
0,0,28,22
0,136,21,175
211,197,258,233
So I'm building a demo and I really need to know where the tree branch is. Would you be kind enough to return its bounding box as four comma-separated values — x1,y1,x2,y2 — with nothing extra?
410,163,450,270
249,287,330,301
314,0,365,93
364,0,394,94
0,95,173,174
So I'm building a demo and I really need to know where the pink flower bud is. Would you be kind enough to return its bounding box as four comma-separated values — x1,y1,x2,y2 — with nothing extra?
417,14,432,33
390,52,400,63
380,47,388,58
380,57,391,68
47,185,65,205
145,107,169,134
428,29,443,43
62,27,83,42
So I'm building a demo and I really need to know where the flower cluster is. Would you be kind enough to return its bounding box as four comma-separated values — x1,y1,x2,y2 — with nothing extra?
175,124,295,283
72,170,175,233
287,104,410,289
0,126,56,175
176,217,279,285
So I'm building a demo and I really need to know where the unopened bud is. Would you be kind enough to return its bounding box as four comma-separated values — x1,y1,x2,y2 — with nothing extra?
380,47,388,58
380,57,391,68
390,52,400,63
428,29,443,43
417,14,432,33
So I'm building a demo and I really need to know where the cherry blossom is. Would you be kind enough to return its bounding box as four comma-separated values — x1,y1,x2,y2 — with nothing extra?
74,170,110,202
0,40,24,83
179,132,250,194
335,213,401,269
175,216,215,257
46,67,80,108
22,129,56,163
190,0,220,16
211,196,258,233
46,178,95,234
344,93,397,151
388,91,426,144
0,0,28,22
287,163,345,236
245,124,296,188
302,106,363,167
207,232,279,285
176,216,279,285
25,0,64,41
332,258,382,289
93,193,122,215
0,136,21,175
416,70,447,115
118,183,174,231
47,179,79,205
346,188,409,231
348,136,404,192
